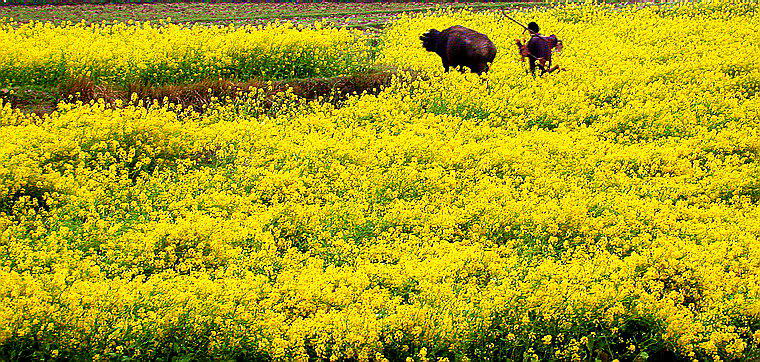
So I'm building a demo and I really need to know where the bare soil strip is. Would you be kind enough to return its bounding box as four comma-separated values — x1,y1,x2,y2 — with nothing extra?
1,68,398,115
1,1,544,27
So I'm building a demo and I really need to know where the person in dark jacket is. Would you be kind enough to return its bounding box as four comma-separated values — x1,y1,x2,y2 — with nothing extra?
421,25,497,75
516,22,563,76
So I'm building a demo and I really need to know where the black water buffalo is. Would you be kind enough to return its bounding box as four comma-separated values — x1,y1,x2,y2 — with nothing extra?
420,25,497,75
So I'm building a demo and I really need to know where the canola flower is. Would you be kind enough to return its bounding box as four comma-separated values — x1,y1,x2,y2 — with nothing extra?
0,21,374,87
1,2,760,360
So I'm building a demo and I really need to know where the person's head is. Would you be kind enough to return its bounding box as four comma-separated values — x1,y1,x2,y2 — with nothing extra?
527,22,540,34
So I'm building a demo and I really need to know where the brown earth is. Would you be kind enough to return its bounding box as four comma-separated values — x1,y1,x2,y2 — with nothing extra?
1,68,398,115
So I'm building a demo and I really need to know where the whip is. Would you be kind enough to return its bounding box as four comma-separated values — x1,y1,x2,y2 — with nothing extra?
503,13,555,45
503,13,530,33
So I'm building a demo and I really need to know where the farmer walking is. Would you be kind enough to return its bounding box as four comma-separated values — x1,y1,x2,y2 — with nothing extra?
516,22,563,76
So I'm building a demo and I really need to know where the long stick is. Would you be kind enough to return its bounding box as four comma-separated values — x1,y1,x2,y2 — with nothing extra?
503,13,529,32
504,13,555,45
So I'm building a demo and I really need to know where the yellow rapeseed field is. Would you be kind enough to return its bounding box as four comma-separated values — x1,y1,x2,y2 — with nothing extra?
0,21,373,86
1,1,759,360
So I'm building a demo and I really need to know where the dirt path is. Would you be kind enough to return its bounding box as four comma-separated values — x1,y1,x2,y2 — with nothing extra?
1,68,399,115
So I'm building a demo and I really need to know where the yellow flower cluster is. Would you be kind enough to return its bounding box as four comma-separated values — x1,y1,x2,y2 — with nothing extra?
0,21,373,86
1,2,759,360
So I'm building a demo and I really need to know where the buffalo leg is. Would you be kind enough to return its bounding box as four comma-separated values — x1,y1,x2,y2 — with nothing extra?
471,63,488,75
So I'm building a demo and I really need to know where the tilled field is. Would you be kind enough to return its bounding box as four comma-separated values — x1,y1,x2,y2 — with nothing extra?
0,1,540,28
